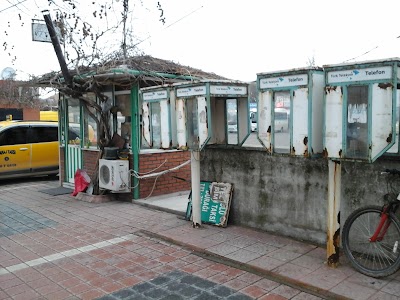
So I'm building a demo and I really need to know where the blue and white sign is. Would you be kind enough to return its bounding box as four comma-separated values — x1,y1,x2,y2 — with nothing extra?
327,66,392,83
143,90,168,101
210,85,247,95
177,86,206,97
259,74,308,89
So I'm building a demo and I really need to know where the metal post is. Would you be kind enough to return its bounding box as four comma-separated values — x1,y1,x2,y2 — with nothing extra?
191,150,201,227
327,159,341,267
42,10,73,88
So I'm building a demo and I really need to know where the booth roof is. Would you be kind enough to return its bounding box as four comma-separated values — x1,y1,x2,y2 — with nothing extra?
33,55,228,87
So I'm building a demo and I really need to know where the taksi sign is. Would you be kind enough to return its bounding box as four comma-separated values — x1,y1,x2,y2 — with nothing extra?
142,90,168,101
210,85,247,95
327,66,392,83
177,86,206,97
186,181,233,227
259,74,308,89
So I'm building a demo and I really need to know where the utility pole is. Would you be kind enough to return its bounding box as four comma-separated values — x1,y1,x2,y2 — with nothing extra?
42,10,73,88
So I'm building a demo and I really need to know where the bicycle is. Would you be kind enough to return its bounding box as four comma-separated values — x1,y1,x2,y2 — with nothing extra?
342,169,400,278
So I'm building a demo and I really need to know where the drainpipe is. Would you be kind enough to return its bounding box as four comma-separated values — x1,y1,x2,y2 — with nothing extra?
327,159,341,267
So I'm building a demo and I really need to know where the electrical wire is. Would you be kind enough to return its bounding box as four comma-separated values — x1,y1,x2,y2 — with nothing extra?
130,159,190,179
0,0,28,13
133,5,203,47
130,158,191,199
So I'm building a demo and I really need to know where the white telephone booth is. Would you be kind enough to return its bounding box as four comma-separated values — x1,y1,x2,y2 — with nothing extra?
139,80,250,151
257,68,325,156
174,80,250,150
323,58,399,162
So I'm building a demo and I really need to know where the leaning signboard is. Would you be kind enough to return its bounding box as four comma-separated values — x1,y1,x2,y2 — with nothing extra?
186,181,234,227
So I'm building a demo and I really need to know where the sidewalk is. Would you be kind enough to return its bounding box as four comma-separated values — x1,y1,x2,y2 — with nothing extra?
1,180,399,300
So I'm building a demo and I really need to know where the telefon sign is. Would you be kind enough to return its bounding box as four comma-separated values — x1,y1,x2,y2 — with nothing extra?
176,86,206,97
327,66,392,83
259,74,308,89
142,90,168,101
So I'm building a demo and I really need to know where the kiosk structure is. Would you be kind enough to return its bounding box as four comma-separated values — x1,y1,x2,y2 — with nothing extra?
257,67,324,156
140,80,250,227
324,58,399,162
323,58,400,266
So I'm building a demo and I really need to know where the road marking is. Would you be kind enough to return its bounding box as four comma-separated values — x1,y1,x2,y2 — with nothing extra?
1,234,137,275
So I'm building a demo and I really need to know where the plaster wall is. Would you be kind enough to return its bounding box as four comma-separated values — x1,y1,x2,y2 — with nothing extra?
200,148,400,246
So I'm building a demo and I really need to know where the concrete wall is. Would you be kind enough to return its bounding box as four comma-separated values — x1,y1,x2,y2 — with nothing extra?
200,147,400,246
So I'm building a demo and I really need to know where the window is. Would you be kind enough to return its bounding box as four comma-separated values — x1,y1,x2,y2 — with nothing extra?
0,127,28,146
274,91,290,153
186,98,199,149
142,101,162,148
115,93,131,147
83,93,99,148
346,85,368,159
29,126,58,143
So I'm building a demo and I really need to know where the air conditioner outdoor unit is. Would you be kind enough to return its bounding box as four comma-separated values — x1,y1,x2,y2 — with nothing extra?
99,159,130,192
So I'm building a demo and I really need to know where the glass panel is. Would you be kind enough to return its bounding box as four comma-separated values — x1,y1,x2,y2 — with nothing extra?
68,98,81,145
0,127,28,145
151,102,161,148
274,91,290,153
60,96,66,146
186,98,199,149
83,93,98,149
227,99,238,144
346,85,369,159
387,89,399,153
115,93,131,147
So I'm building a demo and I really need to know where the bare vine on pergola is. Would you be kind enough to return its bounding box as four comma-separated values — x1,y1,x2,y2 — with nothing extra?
38,0,166,148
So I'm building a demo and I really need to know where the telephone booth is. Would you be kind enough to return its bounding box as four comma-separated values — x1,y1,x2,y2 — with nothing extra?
257,68,325,156
139,80,250,151
323,58,399,162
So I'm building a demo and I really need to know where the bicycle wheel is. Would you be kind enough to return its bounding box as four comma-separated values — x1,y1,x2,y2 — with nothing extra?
342,205,400,278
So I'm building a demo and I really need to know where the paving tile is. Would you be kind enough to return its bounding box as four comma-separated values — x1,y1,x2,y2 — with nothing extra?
4,283,35,297
236,272,262,284
270,284,301,299
78,288,105,300
291,292,324,300
240,284,268,298
291,254,325,272
9,289,40,300
0,277,23,290
381,279,400,297
36,283,64,296
224,278,251,290
267,249,303,262
206,243,241,256
367,291,400,300
258,293,287,300
330,280,378,300
248,255,286,271
346,271,392,290
273,262,314,280
226,248,262,263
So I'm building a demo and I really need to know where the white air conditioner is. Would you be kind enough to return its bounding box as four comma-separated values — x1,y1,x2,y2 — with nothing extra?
99,159,130,192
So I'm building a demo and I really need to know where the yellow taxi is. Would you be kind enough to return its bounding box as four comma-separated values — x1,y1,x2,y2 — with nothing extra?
0,120,59,179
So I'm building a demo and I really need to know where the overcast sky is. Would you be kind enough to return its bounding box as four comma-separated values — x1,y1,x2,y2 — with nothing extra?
1,0,400,82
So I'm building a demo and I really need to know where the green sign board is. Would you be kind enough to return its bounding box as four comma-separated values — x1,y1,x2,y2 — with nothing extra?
186,181,233,227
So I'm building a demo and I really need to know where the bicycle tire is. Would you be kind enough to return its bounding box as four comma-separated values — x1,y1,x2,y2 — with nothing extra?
342,205,400,278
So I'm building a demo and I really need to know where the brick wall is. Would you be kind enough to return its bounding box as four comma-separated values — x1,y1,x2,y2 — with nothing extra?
139,151,191,198
82,149,102,179
60,148,191,199
22,108,40,120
